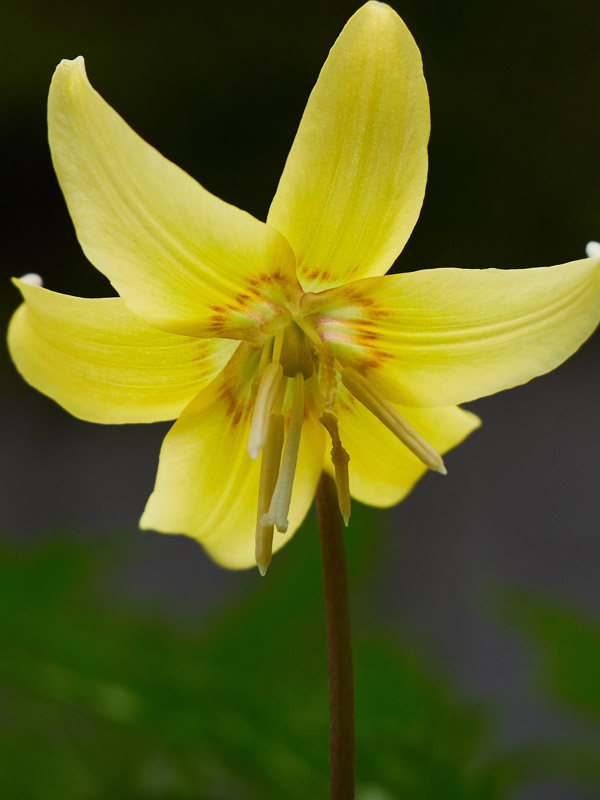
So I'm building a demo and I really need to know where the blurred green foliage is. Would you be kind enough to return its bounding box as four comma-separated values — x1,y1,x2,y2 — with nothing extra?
489,591,600,794
0,509,493,800
1,515,600,798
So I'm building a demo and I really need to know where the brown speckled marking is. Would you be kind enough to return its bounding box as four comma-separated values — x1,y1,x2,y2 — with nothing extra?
217,379,251,428
359,350,390,371
208,314,227,333
370,306,392,319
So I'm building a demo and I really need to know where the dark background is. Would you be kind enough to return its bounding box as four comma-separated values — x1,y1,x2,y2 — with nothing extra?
1,0,600,797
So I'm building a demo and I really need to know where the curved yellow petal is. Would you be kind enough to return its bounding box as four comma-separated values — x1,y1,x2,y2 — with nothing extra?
49,57,301,340
267,1,429,292
331,387,481,506
304,258,600,407
140,347,326,569
8,279,236,424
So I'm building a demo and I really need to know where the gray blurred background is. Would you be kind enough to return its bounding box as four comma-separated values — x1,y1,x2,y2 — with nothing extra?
1,0,600,795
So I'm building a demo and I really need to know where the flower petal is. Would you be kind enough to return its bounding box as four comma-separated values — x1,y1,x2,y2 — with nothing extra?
49,58,301,340
8,279,236,424
140,347,326,569
267,1,429,291
332,387,481,506
304,258,600,407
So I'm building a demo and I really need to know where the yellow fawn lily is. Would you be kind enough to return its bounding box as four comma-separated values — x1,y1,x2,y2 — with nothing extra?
8,2,600,574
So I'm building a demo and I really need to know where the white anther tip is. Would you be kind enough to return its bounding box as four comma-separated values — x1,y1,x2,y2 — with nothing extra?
436,463,448,476
19,273,44,286
247,445,260,460
585,241,600,258
257,562,269,577
343,515,350,527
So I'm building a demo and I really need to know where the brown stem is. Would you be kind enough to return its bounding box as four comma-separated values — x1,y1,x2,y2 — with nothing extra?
316,471,355,799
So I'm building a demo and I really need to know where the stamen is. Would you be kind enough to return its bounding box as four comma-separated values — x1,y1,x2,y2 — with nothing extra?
255,413,285,576
261,373,305,532
272,329,285,364
257,339,272,375
320,411,351,526
296,316,337,408
247,361,283,459
341,367,447,475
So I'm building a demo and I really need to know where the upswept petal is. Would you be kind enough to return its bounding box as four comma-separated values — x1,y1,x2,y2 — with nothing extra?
49,58,301,340
303,258,600,407
267,1,429,292
140,346,326,569
331,387,481,506
8,279,236,424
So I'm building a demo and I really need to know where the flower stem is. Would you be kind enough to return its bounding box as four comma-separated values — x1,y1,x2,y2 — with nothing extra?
316,471,355,799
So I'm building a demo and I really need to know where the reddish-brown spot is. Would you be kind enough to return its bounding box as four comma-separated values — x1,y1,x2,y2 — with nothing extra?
370,307,392,319
357,296,375,307
362,355,385,370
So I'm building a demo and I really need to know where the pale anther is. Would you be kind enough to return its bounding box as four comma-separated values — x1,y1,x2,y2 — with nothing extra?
247,361,283,460
255,413,284,576
341,367,447,475
261,373,305,532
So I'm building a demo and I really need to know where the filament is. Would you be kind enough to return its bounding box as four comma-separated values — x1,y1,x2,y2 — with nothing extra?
341,367,447,474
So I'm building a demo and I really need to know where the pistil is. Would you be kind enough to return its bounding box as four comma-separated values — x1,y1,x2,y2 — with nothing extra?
341,367,447,475
262,373,305,532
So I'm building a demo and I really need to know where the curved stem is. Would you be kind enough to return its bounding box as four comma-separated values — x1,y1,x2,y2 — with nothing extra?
316,471,355,799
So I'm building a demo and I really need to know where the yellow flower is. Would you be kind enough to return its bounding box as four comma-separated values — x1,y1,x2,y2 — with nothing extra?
8,2,600,573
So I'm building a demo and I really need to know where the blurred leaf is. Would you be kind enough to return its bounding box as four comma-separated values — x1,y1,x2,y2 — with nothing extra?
488,590,600,796
0,515,504,799
498,591,600,722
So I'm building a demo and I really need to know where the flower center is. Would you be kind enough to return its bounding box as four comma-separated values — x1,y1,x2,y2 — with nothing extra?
247,317,447,575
